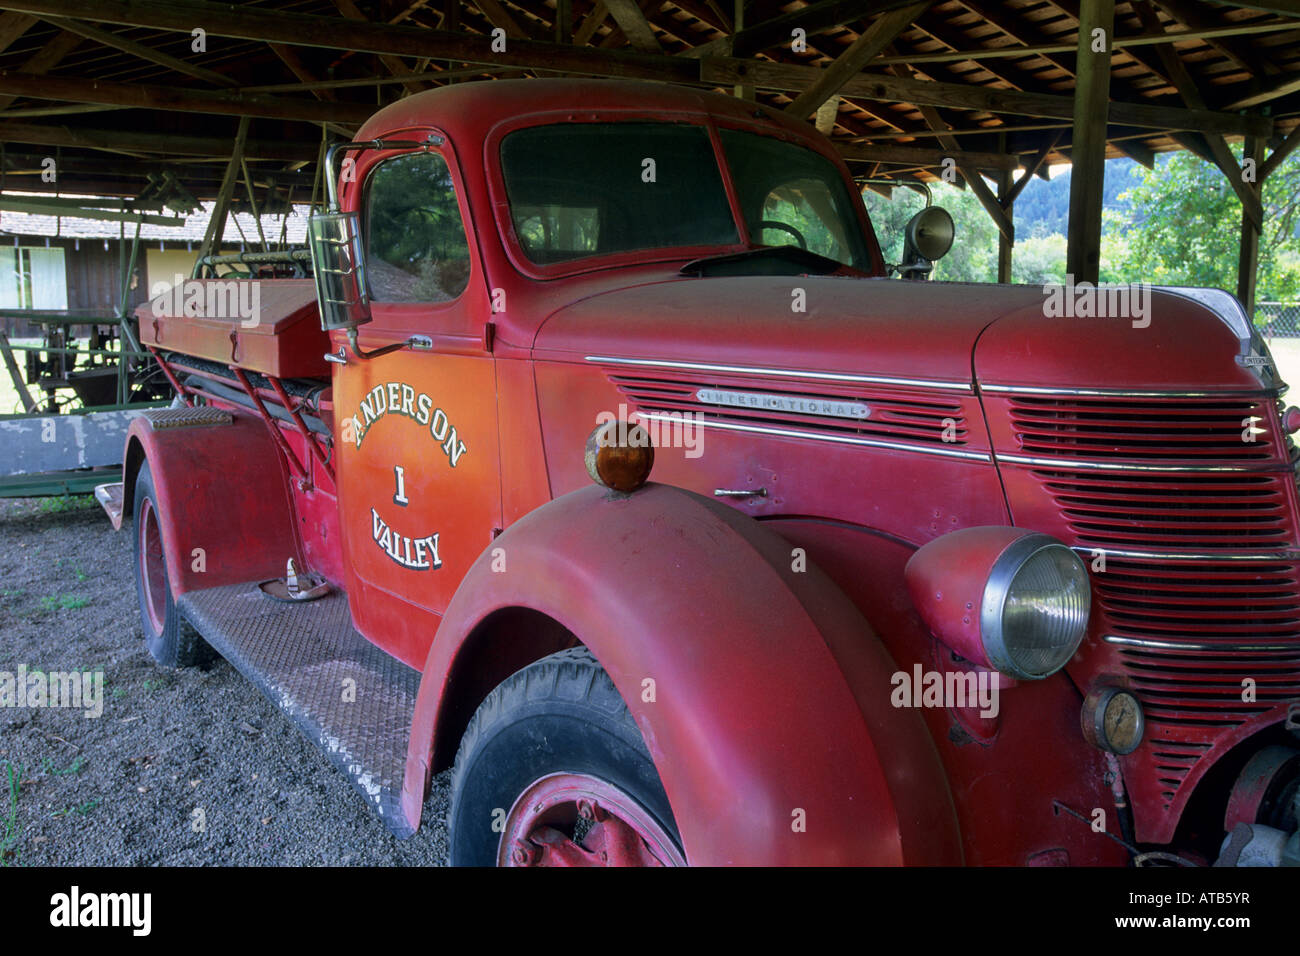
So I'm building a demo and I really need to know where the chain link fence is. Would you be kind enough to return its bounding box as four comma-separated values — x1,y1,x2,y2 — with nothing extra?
1257,302,1300,338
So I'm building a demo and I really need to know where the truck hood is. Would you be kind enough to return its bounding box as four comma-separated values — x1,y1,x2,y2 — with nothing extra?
533,276,1272,394
534,276,1038,387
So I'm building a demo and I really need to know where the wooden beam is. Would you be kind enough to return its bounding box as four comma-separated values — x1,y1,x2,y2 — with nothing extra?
785,2,929,120
1204,0,1300,14
887,59,1014,239
0,0,698,82
1154,0,1277,76
0,121,319,160
838,141,1019,169
333,0,429,92
1111,138,1155,168
701,58,1273,136
0,333,37,414
0,0,1274,139
1261,123,1300,180
0,196,187,225
41,16,236,86
198,116,249,261
574,1,609,45
1002,131,1062,207
0,11,37,54
1065,0,1113,284
0,28,79,111
269,43,337,100
1134,0,1262,230
815,94,840,135
0,70,376,124
604,0,662,51
997,140,1013,283
724,0,920,57
470,0,531,39
1237,131,1264,314
866,19,1300,65
1227,73,1300,110
555,0,572,43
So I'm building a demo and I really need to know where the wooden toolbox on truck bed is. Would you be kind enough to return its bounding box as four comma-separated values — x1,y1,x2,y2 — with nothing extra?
137,278,331,380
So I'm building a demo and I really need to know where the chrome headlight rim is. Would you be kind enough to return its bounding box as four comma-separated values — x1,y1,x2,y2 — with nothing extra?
979,533,1091,680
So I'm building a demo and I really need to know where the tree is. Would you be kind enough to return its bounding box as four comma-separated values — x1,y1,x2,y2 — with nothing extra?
863,178,998,282
1111,147,1300,305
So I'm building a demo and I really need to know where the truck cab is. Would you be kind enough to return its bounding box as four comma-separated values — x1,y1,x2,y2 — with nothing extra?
108,79,1300,867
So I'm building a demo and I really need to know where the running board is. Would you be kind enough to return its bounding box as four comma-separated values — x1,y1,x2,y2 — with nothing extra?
177,583,420,838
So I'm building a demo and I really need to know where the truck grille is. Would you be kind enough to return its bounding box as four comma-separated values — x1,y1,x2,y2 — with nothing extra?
612,373,969,447
1009,396,1275,461
1000,393,1300,823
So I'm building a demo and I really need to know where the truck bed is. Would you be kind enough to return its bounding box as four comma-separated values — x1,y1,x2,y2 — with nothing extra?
138,279,332,380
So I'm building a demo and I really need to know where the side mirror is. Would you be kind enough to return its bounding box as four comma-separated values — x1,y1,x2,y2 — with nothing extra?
307,210,372,331
899,206,954,280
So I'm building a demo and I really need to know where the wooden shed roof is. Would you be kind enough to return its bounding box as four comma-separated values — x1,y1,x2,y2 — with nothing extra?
0,0,1296,204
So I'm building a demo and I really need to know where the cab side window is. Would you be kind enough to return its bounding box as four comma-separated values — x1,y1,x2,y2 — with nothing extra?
365,151,471,303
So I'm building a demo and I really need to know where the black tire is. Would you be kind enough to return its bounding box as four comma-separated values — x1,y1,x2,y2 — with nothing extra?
132,461,212,668
448,647,681,866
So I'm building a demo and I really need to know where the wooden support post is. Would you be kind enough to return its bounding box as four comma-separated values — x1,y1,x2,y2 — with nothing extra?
733,0,754,100
1065,0,1114,284
1237,132,1264,315
996,134,1013,284
198,116,250,262
556,0,572,43
0,331,38,413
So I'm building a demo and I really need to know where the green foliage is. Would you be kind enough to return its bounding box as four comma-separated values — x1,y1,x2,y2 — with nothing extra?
1109,147,1300,302
863,148,1300,301
365,153,471,301
863,180,998,282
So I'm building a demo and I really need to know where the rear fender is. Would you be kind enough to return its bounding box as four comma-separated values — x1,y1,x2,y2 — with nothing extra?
123,410,301,599
403,482,962,865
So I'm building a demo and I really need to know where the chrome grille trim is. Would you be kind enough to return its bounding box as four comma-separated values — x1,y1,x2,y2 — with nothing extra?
1070,546,1300,562
632,412,992,461
981,383,1278,399
997,453,1281,473
586,356,973,392
1104,635,1300,652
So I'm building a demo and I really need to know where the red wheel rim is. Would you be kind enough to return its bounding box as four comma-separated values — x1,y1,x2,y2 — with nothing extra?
138,496,168,635
499,772,685,867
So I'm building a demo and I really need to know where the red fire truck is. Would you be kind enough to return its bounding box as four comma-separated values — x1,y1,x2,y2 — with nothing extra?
97,78,1300,867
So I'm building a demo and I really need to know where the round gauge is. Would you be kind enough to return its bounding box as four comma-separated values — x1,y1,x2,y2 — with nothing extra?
1081,685,1144,755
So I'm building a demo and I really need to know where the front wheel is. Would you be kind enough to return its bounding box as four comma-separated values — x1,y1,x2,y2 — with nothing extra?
133,461,212,668
447,647,684,866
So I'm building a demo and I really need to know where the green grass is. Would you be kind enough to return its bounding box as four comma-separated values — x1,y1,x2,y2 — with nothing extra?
39,595,90,611
38,495,97,514
0,762,22,867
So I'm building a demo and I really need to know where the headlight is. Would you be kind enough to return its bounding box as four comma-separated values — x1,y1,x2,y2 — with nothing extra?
981,534,1091,679
905,527,1092,681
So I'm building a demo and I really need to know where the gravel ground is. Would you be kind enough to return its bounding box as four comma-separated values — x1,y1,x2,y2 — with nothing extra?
0,496,451,866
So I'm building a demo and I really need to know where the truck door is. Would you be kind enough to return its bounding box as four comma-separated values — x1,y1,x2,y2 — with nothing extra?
331,139,501,667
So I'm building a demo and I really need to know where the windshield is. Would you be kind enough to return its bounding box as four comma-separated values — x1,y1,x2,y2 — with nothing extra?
499,121,868,270
717,129,868,270
500,122,737,264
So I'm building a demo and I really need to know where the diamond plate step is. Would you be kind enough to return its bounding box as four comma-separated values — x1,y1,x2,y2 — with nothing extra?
177,583,420,837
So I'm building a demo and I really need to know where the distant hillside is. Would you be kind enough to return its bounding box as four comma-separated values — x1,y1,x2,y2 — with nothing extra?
1011,157,1144,237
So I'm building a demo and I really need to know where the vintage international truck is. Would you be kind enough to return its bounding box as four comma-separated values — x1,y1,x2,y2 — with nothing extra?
96,78,1300,867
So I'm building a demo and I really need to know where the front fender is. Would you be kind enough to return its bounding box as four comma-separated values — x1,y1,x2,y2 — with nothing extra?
123,410,301,598
404,482,962,865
